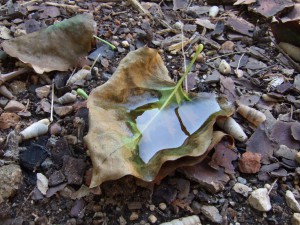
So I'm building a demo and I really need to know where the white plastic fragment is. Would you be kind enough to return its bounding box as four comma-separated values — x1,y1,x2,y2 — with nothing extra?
216,117,247,142
19,118,50,140
160,215,201,225
209,6,219,18
37,173,48,195
218,59,231,74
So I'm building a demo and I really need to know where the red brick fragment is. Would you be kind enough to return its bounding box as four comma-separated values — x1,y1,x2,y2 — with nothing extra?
238,151,261,173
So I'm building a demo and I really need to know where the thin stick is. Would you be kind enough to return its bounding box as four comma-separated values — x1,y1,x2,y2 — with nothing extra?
181,22,187,91
206,51,246,62
236,53,245,70
50,81,54,122
93,35,116,50
91,52,102,70
268,178,278,194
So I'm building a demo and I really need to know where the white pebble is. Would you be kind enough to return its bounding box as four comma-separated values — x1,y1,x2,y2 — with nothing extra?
149,204,155,211
219,59,231,74
248,188,272,212
121,40,130,48
159,202,167,210
209,6,219,18
286,190,300,212
148,214,157,224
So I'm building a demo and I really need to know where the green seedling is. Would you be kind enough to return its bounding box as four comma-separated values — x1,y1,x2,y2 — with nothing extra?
93,35,116,50
77,88,88,100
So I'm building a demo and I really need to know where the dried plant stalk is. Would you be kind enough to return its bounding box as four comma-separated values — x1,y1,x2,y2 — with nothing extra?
237,104,266,127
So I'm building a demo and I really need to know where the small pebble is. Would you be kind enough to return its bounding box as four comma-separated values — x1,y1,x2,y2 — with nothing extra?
35,85,51,99
201,205,223,223
286,190,300,212
4,100,25,112
233,183,250,197
248,188,271,212
264,184,271,190
149,204,155,211
129,212,139,221
296,152,300,164
292,213,300,225
237,177,247,185
148,214,157,224
159,202,167,211
209,6,219,18
296,167,300,175
121,40,130,48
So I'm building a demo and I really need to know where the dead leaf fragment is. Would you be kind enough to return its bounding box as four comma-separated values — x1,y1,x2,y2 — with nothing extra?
270,121,300,149
209,143,238,174
291,122,300,141
250,0,294,18
195,18,216,30
226,15,254,37
246,124,276,164
2,14,95,74
238,151,261,174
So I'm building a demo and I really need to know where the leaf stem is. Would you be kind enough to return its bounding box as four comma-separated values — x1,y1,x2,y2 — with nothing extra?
93,35,116,50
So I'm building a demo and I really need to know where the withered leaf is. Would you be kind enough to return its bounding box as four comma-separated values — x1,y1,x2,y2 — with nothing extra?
250,0,294,18
2,14,95,74
209,142,238,174
84,47,234,187
246,124,277,164
269,121,300,149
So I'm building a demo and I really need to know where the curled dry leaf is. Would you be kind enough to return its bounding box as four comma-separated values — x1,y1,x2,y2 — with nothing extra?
237,104,266,127
84,47,234,187
20,118,50,140
2,14,95,74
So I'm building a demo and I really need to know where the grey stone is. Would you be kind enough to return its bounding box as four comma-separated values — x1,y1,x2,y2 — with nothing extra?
201,205,223,223
275,145,297,160
237,177,247,184
233,183,251,197
4,100,25,112
35,85,50,99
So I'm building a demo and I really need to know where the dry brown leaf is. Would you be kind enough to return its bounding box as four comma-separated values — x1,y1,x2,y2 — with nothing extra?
2,14,95,74
209,142,238,174
246,124,277,164
84,47,234,187
250,0,294,18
